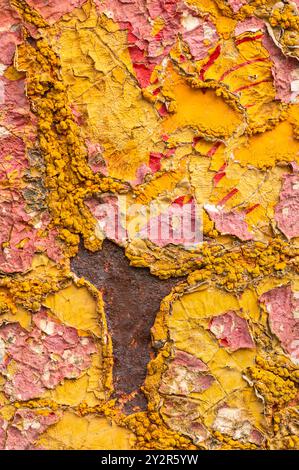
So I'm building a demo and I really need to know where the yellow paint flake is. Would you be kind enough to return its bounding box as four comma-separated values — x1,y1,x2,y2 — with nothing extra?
234,121,299,168
38,412,135,450
56,4,160,181
162,68,244,139
43,282,101,336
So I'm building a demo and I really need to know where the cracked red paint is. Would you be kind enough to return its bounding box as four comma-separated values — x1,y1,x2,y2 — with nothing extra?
0,310,96,400
96,0,218,88
26,0,86,24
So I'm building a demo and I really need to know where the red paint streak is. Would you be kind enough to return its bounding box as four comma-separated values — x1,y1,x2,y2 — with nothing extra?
235,33,263,46
158,103,168,117
173,195,186,206
245,203,260,214
233,79,272,93
127,28,138,44
219,57,268,82
154,30,164,40
199,44,221,80
207,141,221,157
213,172,226,186
166,148,175,157
213,163,227,186
218,188,239,206
172,195,193,206
192,136,201,147
218,163,227,172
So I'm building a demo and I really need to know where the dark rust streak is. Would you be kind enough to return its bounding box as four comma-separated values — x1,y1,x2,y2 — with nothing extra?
71,240,180,410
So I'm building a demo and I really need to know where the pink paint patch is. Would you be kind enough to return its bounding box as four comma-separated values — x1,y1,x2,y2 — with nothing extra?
1,409,59,450
204,204,253,241
235,17,265,36
86,140,107,175
159,349,214,396
275,172,299,239
86,195,128,244
0,416,5,448
89,194,202,247
133,63,154,89
0,0,21,30
0,13,36,142
227,0,246,13
262,33,299,103
209,311,255,352
182,18,218,60
172,349,208,372
0,189,40,273
0,3,61,273
0,30,22,65
0,135,28,181
0,4,34,135
158,103,168,117
0,74,35,137
139,197,202,247
26,0,86,24
260,285,299,364
131,163,151,186
0,310,96,400
0,189,62,273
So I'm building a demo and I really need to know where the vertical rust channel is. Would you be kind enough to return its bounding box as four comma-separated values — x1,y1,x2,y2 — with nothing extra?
71,240,180,411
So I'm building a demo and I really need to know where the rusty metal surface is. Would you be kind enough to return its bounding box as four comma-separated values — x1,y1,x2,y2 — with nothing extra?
71,240,180,402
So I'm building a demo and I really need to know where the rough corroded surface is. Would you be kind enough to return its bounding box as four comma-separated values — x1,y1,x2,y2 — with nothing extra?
71,241,180,402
